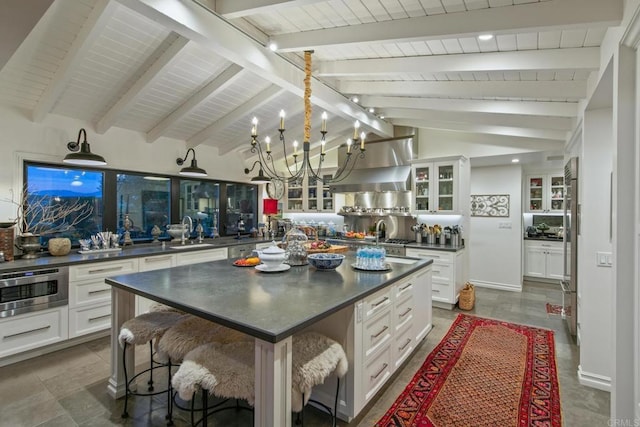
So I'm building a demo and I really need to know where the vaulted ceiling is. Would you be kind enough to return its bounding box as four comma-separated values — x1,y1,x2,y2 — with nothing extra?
0,0,624,164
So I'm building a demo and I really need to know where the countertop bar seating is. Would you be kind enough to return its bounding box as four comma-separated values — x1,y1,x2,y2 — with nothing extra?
105,252,432,426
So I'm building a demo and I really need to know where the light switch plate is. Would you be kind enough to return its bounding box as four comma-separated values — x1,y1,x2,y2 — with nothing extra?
498,222,512,229
596,251,613,267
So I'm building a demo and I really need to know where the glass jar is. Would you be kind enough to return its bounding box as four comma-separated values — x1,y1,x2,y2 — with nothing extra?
283,227,309,266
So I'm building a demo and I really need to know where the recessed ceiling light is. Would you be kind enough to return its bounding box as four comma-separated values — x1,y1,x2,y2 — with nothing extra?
351,96,359,103
268,42,277,51
478,34,494,41
368,107,375,113
379,115,385,119
511,158,520,163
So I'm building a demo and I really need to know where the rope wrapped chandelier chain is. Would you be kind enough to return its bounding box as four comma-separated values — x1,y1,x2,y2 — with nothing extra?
249,50,365,184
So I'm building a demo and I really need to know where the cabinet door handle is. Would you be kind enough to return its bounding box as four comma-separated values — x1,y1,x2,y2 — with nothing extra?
399,307,412,318
399,338,412,351
372,297,389,308
88,266,124,274
371,325,389,339
145,255,172,262
370,363,388,380
399,283,412,292
88,288,110,295
432,289,440,293
88,314,111,322
4,325,51,339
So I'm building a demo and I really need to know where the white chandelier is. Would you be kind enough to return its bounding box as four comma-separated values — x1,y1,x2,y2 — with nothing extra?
247,51,366,185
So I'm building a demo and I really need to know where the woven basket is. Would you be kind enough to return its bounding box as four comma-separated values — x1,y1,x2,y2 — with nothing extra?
459,282,475,310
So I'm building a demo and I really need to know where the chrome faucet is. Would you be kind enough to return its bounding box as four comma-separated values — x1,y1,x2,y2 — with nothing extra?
375,219,386,245
181,215,193,245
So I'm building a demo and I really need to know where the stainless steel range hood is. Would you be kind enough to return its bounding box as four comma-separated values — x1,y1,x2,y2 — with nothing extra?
329,129,416,193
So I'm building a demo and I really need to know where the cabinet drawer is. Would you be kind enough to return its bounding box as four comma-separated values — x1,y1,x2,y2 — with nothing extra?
394,279,414,302
432,281,451,300
0,307,68,358
362,288,392,321
69,303,111,338
69,259,138,282
363,344,392,403
394,322,415,369
431,261,453,283
69,280,112,308
394,296,414,332
363,309,392,359
176,248,227,265
139,254,175,272
405,249,453,263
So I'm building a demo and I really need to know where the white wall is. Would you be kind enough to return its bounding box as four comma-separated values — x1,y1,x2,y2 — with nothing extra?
468,165,523,291
0,104,250,221
578,107,614,390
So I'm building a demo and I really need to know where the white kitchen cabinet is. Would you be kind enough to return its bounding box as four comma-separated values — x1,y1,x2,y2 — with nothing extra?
405,248,465,309
137,254,176,314
525,173,565,213
285,170,336,213
0,306,68,358
68,259,139,337
412,156,469,214
175,247,227,265
524,240,565,280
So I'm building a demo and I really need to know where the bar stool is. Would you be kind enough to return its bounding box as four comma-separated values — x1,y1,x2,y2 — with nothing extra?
171,331,348,426
156,316,251,422
118,310,187,422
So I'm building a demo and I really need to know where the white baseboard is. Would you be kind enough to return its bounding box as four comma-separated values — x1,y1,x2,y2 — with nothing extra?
470,279,522,292
578,365,612,392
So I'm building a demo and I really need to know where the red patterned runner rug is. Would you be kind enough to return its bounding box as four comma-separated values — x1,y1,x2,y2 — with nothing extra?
375,314,562,427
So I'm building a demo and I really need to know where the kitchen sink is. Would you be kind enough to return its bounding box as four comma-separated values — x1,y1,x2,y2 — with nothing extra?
169,243,215,249
386,256,419,265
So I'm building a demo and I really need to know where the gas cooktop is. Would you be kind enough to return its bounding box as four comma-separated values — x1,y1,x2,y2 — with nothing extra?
383,239,416,245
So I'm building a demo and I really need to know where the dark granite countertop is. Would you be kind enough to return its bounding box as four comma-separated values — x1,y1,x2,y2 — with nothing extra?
0,237,269,273
106,253,433,343
326,238,464,252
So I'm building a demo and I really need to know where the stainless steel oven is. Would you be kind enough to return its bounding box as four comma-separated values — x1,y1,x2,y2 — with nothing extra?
0,266,69,317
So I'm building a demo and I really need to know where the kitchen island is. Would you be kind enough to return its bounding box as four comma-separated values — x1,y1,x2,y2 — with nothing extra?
105,253,433,426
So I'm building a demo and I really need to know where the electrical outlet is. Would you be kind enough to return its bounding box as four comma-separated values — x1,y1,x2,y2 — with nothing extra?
498,222,512,229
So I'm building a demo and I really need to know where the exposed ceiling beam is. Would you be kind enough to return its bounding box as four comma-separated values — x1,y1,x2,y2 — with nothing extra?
271,0,622,51
359,96,579,118
189,85,285,149
117,0,393,137
392,119,568,141
211,0,326,19
318,47,600,77
420,128,565,152
96,33,189,134
382,108,574,131
147,63,244,143
32,0,116,122
339,80,587,100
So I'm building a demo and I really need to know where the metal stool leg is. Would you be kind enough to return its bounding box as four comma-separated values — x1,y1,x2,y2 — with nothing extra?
166,360,174,426
121,341,130,418
333,378,340,427
148,341,154,391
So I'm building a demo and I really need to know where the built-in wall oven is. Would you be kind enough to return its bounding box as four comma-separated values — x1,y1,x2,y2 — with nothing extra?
0,267,69,318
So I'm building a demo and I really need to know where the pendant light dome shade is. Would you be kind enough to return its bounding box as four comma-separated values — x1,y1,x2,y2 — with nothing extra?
64,128,107,166
244,160,270,184
176,148,207,177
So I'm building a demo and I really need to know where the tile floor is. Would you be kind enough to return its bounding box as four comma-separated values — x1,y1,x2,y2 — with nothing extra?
0,281,610,426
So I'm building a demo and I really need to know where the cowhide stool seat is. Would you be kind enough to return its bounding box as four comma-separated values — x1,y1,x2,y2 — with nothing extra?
170,331,348,427
156,316,251,422
118,310,187,423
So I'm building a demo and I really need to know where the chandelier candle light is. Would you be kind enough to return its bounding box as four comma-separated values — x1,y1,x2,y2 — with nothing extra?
248,51,365,185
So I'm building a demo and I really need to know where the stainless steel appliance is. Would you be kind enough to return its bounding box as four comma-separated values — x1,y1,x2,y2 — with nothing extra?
0,266,69,317
227,242,256,259
561,157,579,337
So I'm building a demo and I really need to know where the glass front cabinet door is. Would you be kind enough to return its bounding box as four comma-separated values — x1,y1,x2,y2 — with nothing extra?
526,174,564,213
286,177,305,212
412,161,459,214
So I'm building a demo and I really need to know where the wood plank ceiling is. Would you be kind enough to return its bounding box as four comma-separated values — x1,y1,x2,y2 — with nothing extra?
0,0,624,164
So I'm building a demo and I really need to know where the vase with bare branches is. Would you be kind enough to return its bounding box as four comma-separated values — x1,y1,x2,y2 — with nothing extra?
5,186,94,258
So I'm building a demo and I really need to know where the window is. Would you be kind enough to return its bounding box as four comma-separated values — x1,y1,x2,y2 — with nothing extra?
24,164,104,244
116,174,171,241
178,180,219,237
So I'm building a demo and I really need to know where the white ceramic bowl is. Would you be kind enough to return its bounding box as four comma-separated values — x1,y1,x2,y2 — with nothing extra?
258,244,286,269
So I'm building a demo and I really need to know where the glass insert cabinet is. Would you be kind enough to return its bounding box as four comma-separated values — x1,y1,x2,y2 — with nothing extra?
412,161,459,214
525,173,564,213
